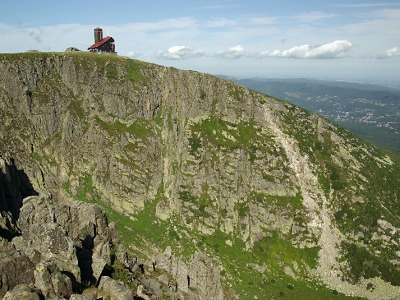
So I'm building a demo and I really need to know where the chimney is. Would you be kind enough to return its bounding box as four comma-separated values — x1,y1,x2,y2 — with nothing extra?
94,27,103,44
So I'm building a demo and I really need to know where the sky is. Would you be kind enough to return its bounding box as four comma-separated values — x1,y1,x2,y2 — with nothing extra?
1,0,400,84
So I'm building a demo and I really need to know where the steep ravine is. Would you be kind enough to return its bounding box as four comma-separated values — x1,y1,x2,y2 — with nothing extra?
0,52,399,299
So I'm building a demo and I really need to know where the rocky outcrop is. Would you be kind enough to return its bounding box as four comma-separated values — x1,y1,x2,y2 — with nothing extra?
14,195,112,285
0,194,112,298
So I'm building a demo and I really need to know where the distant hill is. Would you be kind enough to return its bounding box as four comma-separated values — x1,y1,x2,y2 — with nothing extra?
231,77,400,154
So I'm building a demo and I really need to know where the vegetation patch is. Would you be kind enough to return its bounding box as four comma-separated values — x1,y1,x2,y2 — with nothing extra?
250,191,303,210
234,202,249,218
69,100,85,119
229,86,245,101
179,190,212,218
106,61,118,80
188,117,272,161
125,58,149,86
76,173,94,202
95,116,152,139
341,242,400,286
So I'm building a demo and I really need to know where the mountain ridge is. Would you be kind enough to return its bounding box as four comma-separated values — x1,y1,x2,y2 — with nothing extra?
0,52,399,299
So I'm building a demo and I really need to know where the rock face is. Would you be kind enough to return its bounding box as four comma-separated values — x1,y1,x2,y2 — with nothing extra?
156,247,224,299
0,242,35,298
0,52,399,299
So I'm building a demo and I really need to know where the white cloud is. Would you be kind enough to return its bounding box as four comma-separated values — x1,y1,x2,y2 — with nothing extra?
156,45,204,60
384,47,400,57
216,45,247,59
260,40,353,59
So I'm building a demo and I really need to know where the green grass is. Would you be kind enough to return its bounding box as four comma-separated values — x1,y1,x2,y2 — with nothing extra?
194,230,356,300
32,152,42,163
106,61,119,80
0,51,150,88
190,117,254,150
69,100,85,119
229,86,245,101
179,190,213,218
250,191,303,210
126,58,150,85
76,174,94,202
234,202,249,218
95,116,152,139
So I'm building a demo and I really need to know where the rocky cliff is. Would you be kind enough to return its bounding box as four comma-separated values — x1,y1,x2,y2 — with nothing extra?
0,52,399,299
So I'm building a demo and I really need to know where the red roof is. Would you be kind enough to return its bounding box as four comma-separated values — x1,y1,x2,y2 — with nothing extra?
88,36,113,50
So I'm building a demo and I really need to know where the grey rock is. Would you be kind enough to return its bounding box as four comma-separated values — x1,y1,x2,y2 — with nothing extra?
70,294,96,300
16,195,113,285
0,211,18,240
157,247,223,300
18,196,77,264
0,244,34,298
137,285,151,300
140,277,162,298
34,261,73,299
2,284,41,300
92,238,112,283
11,236,42,264
188,252,224,300
98,276,134,300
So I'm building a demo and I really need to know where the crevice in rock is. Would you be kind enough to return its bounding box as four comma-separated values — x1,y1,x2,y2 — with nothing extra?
76,235,96,287
0,158,38,239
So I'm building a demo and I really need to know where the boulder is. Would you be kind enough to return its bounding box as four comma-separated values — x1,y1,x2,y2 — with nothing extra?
140,278,162,298
2,284,41,300
98,276,134,300
70,294,97,300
